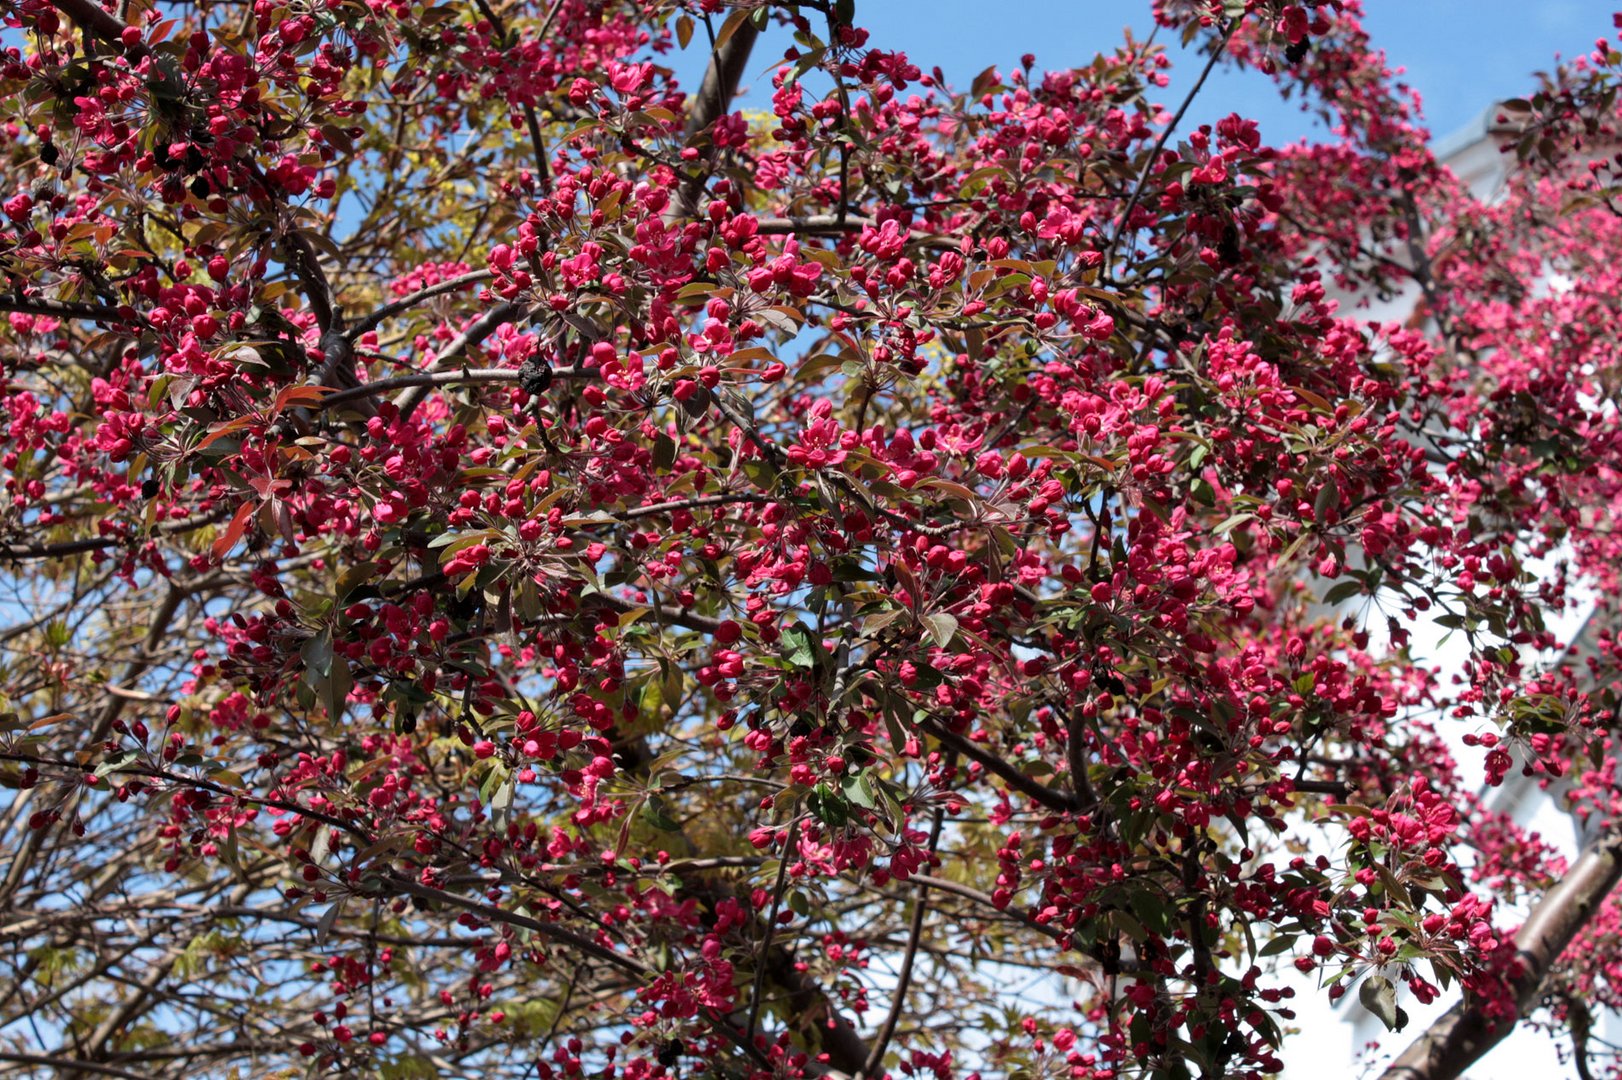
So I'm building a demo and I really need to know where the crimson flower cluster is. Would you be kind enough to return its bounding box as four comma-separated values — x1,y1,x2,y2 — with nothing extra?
1,2,1621,1079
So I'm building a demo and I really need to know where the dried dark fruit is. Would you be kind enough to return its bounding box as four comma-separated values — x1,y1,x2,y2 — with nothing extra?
517,357,552,396
657,1040,683,1066
1285,38,1311,65
39,143,58,166
191,175,211,198
141,478,161,499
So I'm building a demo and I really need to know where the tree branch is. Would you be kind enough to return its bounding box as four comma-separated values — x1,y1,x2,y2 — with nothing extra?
315,364,590,412
1108,19,1236,263
863,804,943,1077
756,215,864,236
919,717,1079,813
0,1051,149,1080
344,270,495,340
0,294,125,323
671,17,759,220
46,0,146,59
393,302,531,419
1380,825,1622,1080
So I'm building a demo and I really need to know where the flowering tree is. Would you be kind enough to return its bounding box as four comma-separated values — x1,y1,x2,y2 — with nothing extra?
1,0,1622,1076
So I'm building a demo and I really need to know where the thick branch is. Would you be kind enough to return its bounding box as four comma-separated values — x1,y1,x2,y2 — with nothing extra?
0,506,230,562
281,230,337,334
671,18,759,219
47,0,146,59
767,948,872,1076
1380,825,1622,1080
0,1052,148,1080
393,302,530,418
0,294,125,323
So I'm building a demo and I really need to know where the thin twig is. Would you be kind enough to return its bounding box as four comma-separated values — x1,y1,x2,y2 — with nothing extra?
745,815,801,1042
862,804,944,1077
1108,20,1237,264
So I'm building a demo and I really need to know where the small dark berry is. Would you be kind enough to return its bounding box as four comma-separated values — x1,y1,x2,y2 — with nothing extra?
517,358,552,396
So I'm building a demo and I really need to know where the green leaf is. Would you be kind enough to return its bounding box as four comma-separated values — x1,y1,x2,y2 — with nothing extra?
1258,934,1297,958
1359,975,1400,1031
639,676,666,723
712,8,751,51
301,631,334,681
314,901,343,946
808,783,849,827
334,561,379,602
642,795,681,832
1129,891,1172,936
1314,478,1340,522
862,607,906,635
782,624,820,669
480,763,509,803
1322,579,1365,606
921,611,958,650
489,774,515,831
882,697,908,754
95,749,138,779
321,661,351,722
1278,530,1311,565
842,773,878,810
652,433,676,471
208,768,245,789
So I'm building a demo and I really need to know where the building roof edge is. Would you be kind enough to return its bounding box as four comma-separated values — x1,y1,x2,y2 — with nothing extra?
1431,102,1504,163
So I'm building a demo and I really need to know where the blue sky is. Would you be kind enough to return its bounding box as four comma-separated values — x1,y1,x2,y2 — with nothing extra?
675,0,1608,148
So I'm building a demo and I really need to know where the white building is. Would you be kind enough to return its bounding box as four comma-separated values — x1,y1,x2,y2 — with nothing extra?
1279,106,1619,1079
